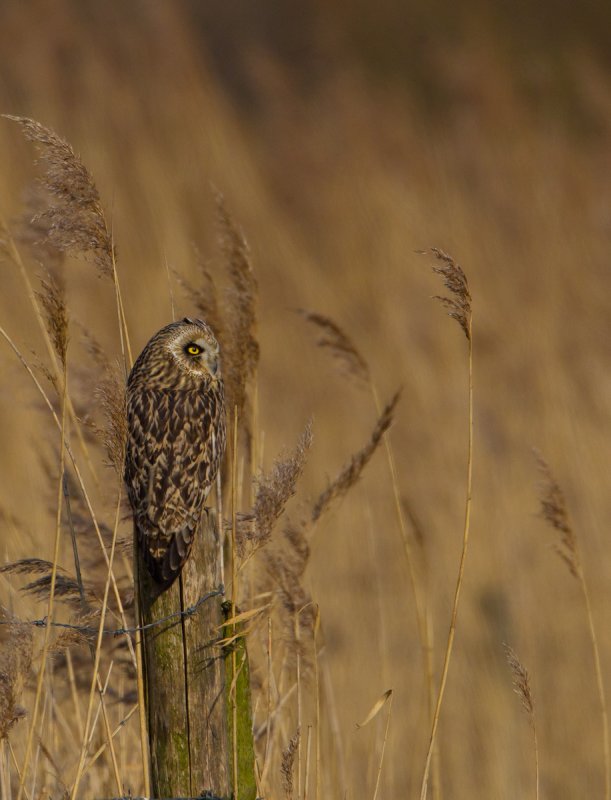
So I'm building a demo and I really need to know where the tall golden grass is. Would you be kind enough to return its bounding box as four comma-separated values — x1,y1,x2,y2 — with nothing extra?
1,3,611,798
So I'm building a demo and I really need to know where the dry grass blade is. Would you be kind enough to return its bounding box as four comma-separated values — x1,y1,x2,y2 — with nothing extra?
356,689,393,729
364,690,393,800
0,607,33,740
298,309,370,386
312,390,400,522
534,450,579,577
430,248,472,341
36,271,68,367
216,192,259,419
3,116,114,278
237,422,313,557
219,604,272,629
281,727,300,800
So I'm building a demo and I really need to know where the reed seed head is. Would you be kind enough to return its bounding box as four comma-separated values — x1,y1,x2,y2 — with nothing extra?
216,192,259,420
4,115,114,278
37,270,69,367
237,422,313,557
281,727,300,799
0,558,64,577
95,364,128,473
504,643,535,724
312,389,401,522
0,606,33,739
430,247,472,341
299,309,370,386
535,450,580,578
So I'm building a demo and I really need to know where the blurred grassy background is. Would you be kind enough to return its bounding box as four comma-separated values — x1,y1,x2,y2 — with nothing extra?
2,1,611,797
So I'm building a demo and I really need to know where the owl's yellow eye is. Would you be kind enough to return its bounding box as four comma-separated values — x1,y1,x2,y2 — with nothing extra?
185,343,202,356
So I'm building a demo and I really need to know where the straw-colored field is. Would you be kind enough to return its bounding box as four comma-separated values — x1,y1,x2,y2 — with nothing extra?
1,3,611,798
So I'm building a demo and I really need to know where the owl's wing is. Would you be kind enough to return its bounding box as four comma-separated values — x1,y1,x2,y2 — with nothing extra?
125,387,223,585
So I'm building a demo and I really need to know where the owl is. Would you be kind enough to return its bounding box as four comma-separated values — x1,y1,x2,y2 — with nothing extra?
124,317,226,586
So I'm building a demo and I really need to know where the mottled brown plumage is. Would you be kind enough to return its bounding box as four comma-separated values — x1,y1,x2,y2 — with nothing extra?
124,318,226,585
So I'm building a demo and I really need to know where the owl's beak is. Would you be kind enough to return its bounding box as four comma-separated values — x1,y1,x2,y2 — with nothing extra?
209,356,219,376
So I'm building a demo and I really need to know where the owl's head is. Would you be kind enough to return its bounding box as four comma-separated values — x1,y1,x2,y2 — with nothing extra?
129,317,222,390
165,317,221,381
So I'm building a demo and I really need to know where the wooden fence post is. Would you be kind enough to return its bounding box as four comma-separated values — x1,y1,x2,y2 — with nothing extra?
137,510,230,798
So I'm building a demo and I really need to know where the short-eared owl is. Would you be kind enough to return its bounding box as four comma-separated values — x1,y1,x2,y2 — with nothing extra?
124,318,226,585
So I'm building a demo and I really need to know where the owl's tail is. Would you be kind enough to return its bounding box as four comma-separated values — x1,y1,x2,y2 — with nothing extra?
137,523,196,588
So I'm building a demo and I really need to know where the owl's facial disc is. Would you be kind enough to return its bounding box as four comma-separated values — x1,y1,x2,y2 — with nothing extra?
180,335,220,377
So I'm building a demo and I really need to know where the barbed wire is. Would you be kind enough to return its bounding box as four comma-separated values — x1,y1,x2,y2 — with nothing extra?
0,585,225,637
105,793,263,800
105,796,248,800
105,795,264,800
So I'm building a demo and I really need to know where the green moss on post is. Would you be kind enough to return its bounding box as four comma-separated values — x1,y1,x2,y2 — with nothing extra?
224,602,257,800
